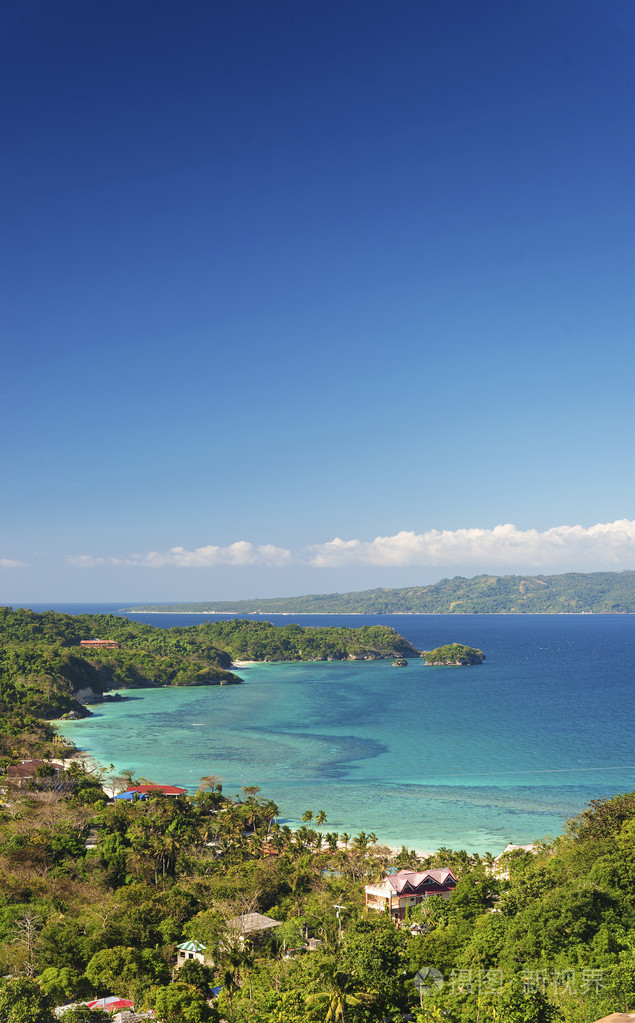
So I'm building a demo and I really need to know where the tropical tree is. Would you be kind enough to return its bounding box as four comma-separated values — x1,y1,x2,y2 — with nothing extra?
37,968,89,1005
306,958,373,1022
488,979,559,1022
84,946,166,999
153,983,219,1023
197,775,222,794
315,810,328,834
174,960,214,997
352,832,368,855
0,979,55,1023
341,916,407,1010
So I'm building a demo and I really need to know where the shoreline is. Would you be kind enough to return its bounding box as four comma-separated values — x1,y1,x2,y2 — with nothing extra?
53,732,442,857
120,609,634,616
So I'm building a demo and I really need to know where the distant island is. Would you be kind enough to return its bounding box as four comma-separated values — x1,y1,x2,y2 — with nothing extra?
121,569,635,615
423,643,485,665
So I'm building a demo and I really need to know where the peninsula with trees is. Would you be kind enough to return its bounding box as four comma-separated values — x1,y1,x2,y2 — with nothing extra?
122,569,635,615
0,607,420,721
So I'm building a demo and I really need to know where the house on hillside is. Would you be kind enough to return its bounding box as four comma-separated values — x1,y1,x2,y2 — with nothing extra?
365,868,458,923
86,998,135,1013
80,639,119,648
4,760,64,789
176,940,209,967
227,912,282,944
114,784,187,799
54,1000,146,1020
491,843,539,878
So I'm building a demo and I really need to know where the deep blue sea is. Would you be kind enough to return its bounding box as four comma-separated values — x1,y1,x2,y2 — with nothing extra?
24,603,635,856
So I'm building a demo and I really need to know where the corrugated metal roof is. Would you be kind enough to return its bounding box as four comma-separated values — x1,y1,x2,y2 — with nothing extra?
382,868,457,893
86,997,135,1012
227,912,282,933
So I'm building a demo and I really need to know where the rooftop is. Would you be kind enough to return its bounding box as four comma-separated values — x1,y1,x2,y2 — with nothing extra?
227,912,282,934
6,760,62,779
380,868,458,894
121,784,187,796
177,940,206,952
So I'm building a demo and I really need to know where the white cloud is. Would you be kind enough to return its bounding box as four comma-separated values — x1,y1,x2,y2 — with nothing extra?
67,555,109,568
65,519,635,574
67,542,292,569
138,542,292,568
306,519,635,569
0,558,26,568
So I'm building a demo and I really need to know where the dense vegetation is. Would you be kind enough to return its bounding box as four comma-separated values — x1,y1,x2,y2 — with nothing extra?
423,644,485,665
196,620,418,662
0,607,242,726
1,607,635,1021
0,608,419,723
123,569,635,614
2,746,635,1022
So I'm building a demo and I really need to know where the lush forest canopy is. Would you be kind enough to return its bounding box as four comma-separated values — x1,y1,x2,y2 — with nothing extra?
0,607,242,729
423,644,486,665
0,608,419,725
2,610,635,1021
122,569,635,615
1,743,635,1021
195,619,418,662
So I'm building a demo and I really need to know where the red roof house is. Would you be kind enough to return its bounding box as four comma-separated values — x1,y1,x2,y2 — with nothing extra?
5,760,63,787
365,868,458,922
86,998,135,1012
121,784,187,797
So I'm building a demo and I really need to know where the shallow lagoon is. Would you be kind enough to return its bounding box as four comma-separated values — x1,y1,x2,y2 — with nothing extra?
53,610,635,855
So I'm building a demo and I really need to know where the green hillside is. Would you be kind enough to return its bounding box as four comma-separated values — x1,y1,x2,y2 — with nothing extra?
0,608,418,726
122,569,635,615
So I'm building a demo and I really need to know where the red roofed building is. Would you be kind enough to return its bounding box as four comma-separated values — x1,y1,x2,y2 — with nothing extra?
365,868,458,922
5,760,63,788
86,998,135,1013
122,784,187,797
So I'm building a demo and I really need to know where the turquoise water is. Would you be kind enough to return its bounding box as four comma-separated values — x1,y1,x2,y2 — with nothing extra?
48,608,635,856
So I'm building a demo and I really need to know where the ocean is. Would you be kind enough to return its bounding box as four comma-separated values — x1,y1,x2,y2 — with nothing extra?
27,603,635,856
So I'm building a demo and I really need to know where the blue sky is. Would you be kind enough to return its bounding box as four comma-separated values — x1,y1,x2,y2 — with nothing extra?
2,0,635,602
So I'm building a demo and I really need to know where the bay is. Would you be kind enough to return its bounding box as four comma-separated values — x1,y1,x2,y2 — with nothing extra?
27,602,635,855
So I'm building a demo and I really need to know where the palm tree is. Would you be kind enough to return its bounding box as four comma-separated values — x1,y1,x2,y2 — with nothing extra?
301,809,314,825
307,958,373,1023
326,832,339,853
352,831,368,855
261,799,280,833
315,809,328,833
221,967,239,1011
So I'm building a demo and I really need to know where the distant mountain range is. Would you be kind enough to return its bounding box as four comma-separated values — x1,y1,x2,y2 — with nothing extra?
122,570,635,615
